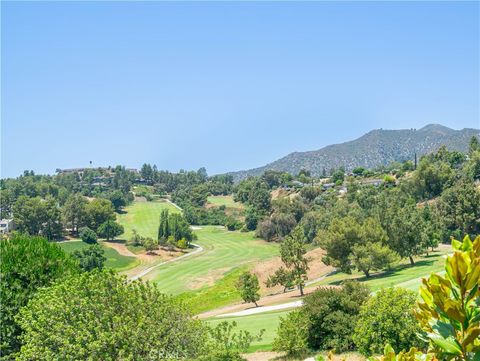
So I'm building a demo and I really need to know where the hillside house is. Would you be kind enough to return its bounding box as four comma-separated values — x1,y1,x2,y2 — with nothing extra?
0,219,15,234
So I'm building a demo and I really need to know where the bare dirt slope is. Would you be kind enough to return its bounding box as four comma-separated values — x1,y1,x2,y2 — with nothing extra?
252,247,334,294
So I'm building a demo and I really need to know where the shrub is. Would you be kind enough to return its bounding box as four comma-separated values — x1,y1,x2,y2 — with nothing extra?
97,220,124,241
0,235,78,356
72,244,106,272
15,271,205,360
303,281,370,352
79,226,97,244
354,288,425,355
127,229,143,246
142,237,157,252
273,310,309,356
177,238,188,249
225,217,242,231
199,321,263,361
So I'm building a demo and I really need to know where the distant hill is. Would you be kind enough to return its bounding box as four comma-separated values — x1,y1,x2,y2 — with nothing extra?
228,124,480,182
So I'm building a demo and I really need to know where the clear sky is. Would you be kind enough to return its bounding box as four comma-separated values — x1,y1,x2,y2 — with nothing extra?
2,1,479,178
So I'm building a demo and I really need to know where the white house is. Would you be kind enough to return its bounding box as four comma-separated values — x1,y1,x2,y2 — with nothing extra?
0,219,15,234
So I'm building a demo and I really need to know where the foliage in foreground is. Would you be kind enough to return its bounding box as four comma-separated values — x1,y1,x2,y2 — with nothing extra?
368,344,437,361
415,235,480,360
15,271,206,360
354,287,425,355
0,235,79,357
273,281,370,356
199,321,264,361
369,235,480,361
272,310,309,357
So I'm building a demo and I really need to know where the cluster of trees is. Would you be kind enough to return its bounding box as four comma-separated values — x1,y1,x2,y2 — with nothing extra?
274,235,480,359
1,166,135,215
234,177,272,231
1,166,134,240
233,139,480,280
139,164,234,196
1,234,263,360
10,192,125,241
157,209,195,249
63,196,122,236
274,282,423,357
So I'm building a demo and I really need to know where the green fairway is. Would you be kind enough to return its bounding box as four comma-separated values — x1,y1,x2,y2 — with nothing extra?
176,267,247,314
146,226,279,295
117,199,180,240
59,241,138,271
311,247,450,291
207,195,243,209
207,310,289,352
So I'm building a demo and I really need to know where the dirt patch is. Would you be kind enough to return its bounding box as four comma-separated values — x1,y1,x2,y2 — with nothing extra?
102,241,137,257
102,241,188,265
252,247,333,294
187,267,230,290
271,188,289,200
134,196,147,202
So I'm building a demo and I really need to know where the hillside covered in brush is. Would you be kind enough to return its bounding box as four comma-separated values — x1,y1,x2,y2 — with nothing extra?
228,124,480,181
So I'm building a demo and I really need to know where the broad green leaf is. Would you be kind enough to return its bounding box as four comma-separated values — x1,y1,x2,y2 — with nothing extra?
429,335,462,355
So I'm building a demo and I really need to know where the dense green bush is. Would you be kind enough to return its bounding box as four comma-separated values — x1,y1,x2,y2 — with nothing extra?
225,217,242,231
72,244,106,272
0,235,79,356
79,226,97,244
183,205,228,226
97,220,124,241
302,281,370,352
354,287,425,355
272,310,309,356
15,271,205,360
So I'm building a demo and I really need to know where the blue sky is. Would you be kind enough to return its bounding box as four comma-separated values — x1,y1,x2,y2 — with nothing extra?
2,1,479,178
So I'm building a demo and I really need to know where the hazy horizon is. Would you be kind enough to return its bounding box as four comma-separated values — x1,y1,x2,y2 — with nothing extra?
2,2,479,178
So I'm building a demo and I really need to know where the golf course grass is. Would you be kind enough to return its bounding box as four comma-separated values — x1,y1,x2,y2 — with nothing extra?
208,246,452,352
147,226,279,295
59,241,139,271
207,309,289,352
207,195,243,209
176,266,247,315
117,199,180,240
312,246,451,291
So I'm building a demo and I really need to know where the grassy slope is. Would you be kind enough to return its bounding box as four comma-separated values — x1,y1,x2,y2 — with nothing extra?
312,247,449,291
59,241,138,271
207,310,289,352
207,195,243,209
117,200,180,240
176,267,247,314
148,226,279,295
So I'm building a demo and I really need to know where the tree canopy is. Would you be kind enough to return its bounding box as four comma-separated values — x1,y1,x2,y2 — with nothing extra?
15,271,205,360
0,235,79,356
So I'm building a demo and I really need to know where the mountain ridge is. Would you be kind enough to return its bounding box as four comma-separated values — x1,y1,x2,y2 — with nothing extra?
227,124,480,182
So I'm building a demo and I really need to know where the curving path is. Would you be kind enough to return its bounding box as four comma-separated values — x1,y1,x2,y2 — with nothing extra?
218,300,303,317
